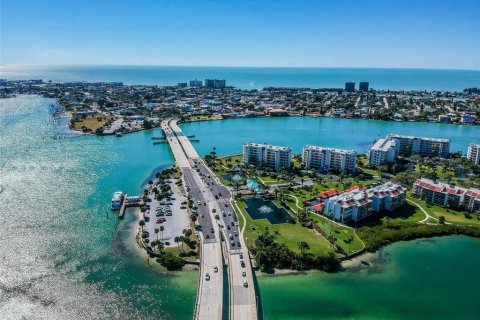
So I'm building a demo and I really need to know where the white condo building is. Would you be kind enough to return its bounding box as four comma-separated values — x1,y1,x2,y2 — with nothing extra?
322,182,406,223
386,134,450,158
467,143,480,166
303,145,357,174
367,138,399,167
367,134,451,167
243,142,292,170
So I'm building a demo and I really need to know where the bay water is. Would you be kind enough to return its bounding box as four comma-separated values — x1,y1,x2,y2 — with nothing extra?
1,95,479,319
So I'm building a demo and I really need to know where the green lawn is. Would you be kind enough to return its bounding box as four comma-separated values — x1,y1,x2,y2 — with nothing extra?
235,199,332,256
209,155,243,186
415,164,455,180
407,195,480,226
310,213,364,253
73,114,114,131
357,156,381,177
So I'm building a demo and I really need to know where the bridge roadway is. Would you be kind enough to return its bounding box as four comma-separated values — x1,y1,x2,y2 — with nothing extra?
161,121,223,320
166,119,258,320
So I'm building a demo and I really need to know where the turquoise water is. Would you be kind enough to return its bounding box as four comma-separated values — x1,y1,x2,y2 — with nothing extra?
0,95,197,319
1,95,480,319
180,116,480,155
1,65,479,90
258,236,480,320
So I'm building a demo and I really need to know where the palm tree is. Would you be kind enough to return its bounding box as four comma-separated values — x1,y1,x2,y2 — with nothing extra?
157,241,164,253
160,226,165,239
154,228,160,241
174,236,180,249
139,220,145,231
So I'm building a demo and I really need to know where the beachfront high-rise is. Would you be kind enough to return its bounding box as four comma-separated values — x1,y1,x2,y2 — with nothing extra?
189,79,203,87
359,82,369,92
344,82,355,92
303,145,357,174
243,142,292,170
204,79,226,89
467,143,480,165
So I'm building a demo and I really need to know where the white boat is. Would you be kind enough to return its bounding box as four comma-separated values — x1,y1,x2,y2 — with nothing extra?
111,191,124,210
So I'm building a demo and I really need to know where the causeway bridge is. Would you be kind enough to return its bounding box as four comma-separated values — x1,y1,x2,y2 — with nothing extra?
160,119,258,320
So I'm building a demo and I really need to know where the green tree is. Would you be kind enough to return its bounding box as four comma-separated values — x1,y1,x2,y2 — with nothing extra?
297,241,310,254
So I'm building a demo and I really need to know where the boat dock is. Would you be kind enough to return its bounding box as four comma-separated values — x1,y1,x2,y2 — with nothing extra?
117,194,143,219
118,193,128,218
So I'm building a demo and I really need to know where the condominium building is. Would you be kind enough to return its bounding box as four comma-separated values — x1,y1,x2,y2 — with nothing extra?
189,79,203,87
344,82,355,92
243,142,292,170
386,134,450,158
359,82,369,92
303,145,357,174
322,182,406,222
412,178,480,212
467,143,480,165
366,182,406,212
204,79,226,89
367,138,399,167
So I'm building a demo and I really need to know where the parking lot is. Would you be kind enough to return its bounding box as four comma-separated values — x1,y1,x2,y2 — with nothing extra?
143,179,190,248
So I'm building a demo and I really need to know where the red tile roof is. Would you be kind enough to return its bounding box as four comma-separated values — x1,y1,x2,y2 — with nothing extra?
318,189,338,199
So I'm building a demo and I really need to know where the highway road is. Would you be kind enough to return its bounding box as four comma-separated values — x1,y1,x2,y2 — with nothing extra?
163,119,257,320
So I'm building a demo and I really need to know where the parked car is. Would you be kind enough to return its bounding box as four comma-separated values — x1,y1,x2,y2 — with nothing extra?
243,280,248,287
205,273,210,281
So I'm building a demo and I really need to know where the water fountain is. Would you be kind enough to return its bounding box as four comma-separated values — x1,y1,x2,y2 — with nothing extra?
259,205,273,215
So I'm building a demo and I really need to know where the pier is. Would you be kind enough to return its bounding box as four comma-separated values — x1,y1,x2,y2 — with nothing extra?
118,193,128,218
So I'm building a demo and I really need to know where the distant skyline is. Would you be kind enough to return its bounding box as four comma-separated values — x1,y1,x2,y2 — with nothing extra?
1,0,479,70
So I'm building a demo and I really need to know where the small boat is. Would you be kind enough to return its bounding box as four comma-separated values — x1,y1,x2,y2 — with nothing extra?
115,132,123,137
111,191,124,210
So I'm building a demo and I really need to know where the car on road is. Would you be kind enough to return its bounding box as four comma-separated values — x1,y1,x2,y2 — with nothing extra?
229,234,233,240
240,260,245,268
240,254,243,259
237,241,241,247
243,280,248,287
231,241,235,247
211,228,214,233
227,225,231,230
214,266,218,273
242,271,246,277
205,273,210,281
231,222,234,226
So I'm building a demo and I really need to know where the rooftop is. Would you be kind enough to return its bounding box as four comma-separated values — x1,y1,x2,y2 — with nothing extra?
304,145,356,155
387,134,450,143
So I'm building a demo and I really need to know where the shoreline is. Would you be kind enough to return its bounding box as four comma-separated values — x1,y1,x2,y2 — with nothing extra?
56,111,480,138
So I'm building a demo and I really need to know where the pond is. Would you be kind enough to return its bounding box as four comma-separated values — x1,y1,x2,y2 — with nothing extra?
244,197,291,224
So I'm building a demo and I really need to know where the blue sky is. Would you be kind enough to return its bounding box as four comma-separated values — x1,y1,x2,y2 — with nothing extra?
1,0,479,69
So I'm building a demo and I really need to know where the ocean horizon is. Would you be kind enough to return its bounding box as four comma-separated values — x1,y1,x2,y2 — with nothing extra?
1,65,479,91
